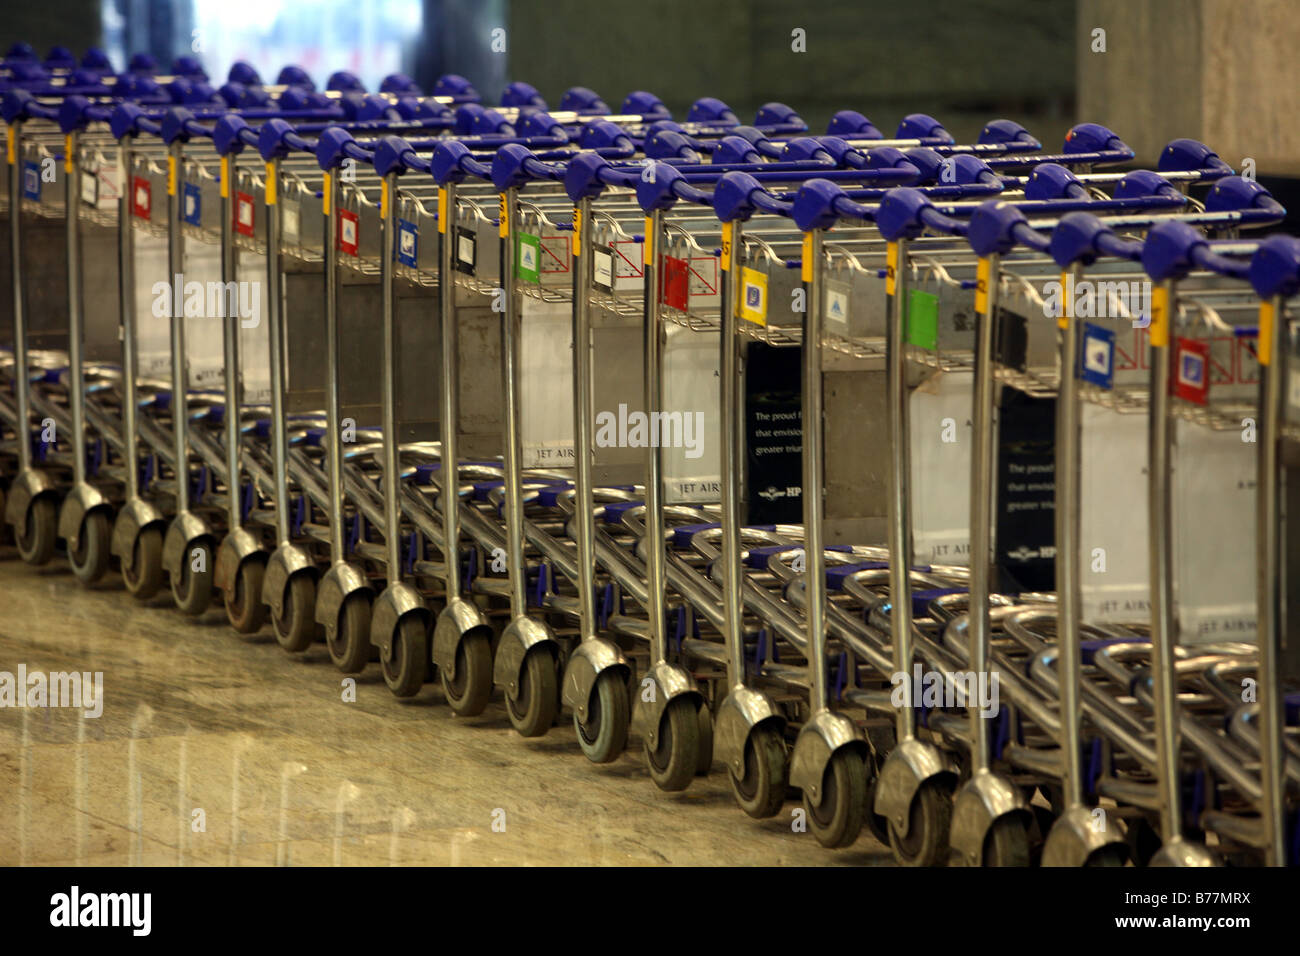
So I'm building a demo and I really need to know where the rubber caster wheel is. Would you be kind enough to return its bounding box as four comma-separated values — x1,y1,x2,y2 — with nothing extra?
273,573,316,652
171,540,214,615
122,526,164,600
729,725,787,819
1085,845,1129,867
644,696,701,792
382,615,428,697
441,630,493,716
802,749,867,849
1125,815,1162,867
225,559,268,634
327,595,372,673
694,702,714,775
15,495,57,566
68,510,111,585
506,647,558,737
983,813,1031,867
575,669,629,763
888,779,952,866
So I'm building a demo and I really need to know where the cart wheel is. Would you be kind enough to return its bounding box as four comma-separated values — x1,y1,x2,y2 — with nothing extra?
888,779,952,866
729,725,787,819
983,813,1031,867
382,615,428,697
644,695,700,792
171,540,214,616
327,595,372,673
575,668,629,763
1085,845,1128,867
225,559,268,634
506,647,558,737
1125,814,1162,867
15,495,57,566
273,573,316,652
441,630,493,715
68,510,111,585
123,526,164,600
694,702,714,775
802,749,867,848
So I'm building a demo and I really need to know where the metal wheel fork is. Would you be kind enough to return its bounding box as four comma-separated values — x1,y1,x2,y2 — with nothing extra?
2,117,59,553
259,150,317,634
158,136,215,614
1122,274,1210,867
786,226,868,842
312,159,372,651
490,184,559,735
712,214,786,807
428,179,494,706
558,193,630,754
108,133,166,585
951,247,1029,866
626,200,705,779
55,126,112,579
371,168,430,681
1043,261,1134,866
212,150,268,625
872,234,956,859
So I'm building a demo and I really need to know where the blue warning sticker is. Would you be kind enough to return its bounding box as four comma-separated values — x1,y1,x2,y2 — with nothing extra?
183,182,202,226
397,218,418,267
23,161,40,201
1079,322,1115,388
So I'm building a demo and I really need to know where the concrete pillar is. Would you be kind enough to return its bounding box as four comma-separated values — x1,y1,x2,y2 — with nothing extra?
1079,0,1300,174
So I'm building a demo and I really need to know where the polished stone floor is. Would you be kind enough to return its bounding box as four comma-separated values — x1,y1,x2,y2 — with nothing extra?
0,556,892,866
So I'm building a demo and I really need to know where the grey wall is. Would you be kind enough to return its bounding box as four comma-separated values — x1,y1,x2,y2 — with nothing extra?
507,0,1078,145
1079,0,1300,173
0,0,102,61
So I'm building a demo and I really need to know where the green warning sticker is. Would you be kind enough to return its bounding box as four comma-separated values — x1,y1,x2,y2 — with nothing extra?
516,232,541,283
906,289,939,350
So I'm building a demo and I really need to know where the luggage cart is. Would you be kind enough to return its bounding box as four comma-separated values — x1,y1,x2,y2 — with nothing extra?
2,99,72,565
917,181,1287,864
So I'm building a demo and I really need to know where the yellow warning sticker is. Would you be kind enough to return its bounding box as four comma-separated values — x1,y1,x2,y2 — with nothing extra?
437,187,447,234
6,127,14,166
1259,300,1275,367
1058,271,1070,329
64,134,74,174
721,221,734,272
380,178,389,220
738,267,768,326
1149,284,1170,348
167,155,176,196
571,206,581,256
220,155,229,199
801,231,813,282
266,161,278,206
974,257,991,314
499,193,508,238
643,215,653,265
886,241,899,297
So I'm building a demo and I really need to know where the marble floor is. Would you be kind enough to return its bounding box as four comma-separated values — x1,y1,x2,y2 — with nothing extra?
0,556,893,866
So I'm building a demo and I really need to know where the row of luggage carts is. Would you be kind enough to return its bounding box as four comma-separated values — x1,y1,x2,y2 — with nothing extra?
1,43,1296,865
